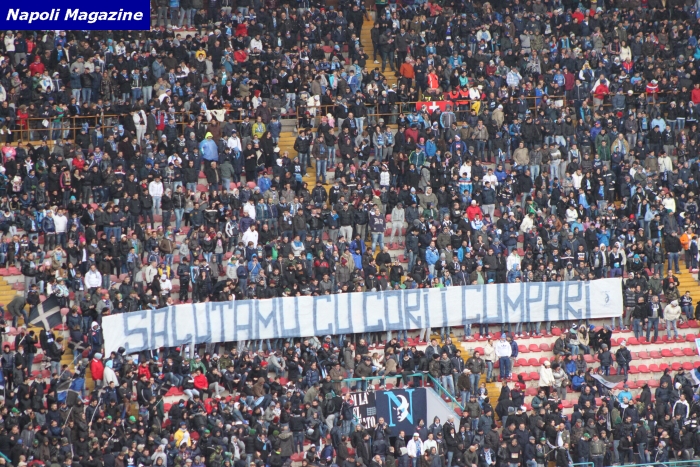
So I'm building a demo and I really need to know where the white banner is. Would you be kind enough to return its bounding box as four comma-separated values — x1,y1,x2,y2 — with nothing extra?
102,279,623,355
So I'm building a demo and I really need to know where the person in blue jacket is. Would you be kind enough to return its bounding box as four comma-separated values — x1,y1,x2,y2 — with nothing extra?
199,131,219,163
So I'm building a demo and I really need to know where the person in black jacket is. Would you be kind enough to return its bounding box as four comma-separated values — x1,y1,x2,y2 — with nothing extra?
161,189,173,230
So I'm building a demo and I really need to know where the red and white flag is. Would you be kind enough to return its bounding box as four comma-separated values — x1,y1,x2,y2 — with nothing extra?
416,101,449,113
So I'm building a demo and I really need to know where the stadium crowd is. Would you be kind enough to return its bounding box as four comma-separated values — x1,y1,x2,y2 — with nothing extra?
1,0,700,466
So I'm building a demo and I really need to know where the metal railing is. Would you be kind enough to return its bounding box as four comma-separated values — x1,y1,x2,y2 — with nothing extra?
338,372,465,413
298,95,568,124
338,372,427,388
573,461,700,467
425,373,464,411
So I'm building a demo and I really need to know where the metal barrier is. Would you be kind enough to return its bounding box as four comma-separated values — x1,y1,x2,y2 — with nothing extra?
297,95,568,123
425,373,465,411
573,455,700,466
338,372,427,389
338,372,465,413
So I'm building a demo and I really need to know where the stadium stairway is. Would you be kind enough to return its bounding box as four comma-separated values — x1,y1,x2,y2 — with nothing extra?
358,20,399,89
676,259,700,298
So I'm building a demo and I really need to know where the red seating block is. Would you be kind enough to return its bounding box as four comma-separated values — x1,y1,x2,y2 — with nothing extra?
166,387,184,396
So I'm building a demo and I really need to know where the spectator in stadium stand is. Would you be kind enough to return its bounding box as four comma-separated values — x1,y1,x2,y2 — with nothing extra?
4,0,700,466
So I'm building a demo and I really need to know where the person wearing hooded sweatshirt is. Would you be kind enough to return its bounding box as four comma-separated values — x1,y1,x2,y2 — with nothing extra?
664,299,682,339
90,353,105,389
103,359,119,387
199,132,219,163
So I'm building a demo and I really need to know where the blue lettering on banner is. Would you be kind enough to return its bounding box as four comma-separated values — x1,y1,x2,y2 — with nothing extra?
544,283,564,322
363,292,385,332
194,304,212,343
404,290,423,329
170,304,193,347
564,282,584,321
104,280,624,355
255,300,279,338
234,301,254,341
280,298,301,338
383,291,404,331
151,307,170,349
314,295,335,336
210,301,228,343
335,295,354,336
525,283,544,322
123,310,150,354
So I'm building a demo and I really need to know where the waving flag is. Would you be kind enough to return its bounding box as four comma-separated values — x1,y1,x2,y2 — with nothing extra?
28,296,63,330
416,101,449,113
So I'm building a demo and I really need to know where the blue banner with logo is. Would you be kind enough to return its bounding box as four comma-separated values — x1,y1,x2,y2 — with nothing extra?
0,0,150,30
376,388,428,436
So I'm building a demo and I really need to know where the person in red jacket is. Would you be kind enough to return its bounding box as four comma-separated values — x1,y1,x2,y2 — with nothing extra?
29,56,44,77
466,200,484,221
592,78,609,110
691,83,700,105
90,353,105,389
137,361,151,380
193,369,209,397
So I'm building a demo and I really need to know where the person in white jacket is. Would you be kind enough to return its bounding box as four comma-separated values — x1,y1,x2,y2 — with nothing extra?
133,109,148,143
539,361,555,397
241,225,259,248
102,359,119,386
495,336,512,381
149,177,164,215
483,339,496,382
519,212,535,233
389,203,406,248
407,433,424,461
664,299,682,339
84,264,102,293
